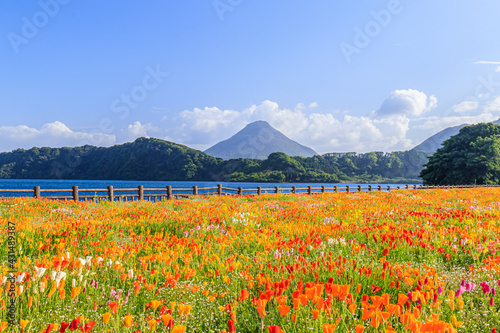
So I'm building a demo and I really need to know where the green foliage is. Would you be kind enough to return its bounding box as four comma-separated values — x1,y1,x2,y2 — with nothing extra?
0,137,429,183
420,123,500,185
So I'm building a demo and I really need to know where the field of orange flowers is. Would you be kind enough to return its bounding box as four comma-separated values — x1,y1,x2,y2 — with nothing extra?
1,188,500,332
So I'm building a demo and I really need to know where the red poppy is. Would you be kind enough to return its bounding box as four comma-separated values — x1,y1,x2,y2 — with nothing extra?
69,318,80,331
82,321,96,333
44,324,55,333
268,326,281,333
228,319,236,333
59,322,69,333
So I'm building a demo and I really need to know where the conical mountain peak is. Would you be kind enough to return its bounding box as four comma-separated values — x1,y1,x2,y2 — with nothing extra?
205,121,317,160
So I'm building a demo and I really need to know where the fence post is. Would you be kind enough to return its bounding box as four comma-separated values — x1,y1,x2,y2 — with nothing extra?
334,186,337,193
257,187,261,195
275,186,279,194
397,186,400,190
238,187,243,195
138,186,144,201
108,186,114,202
307,186,312,195
413,185,417,190
217,184,222,196
378,185,381,191
321,186,325,193
358,185,361,192
167,186,172,200
72,186,79,202
387,185,391,192
292,186,296,194
34,186,40,199
368,185,372,192
193,186,198,196
346,185,350,193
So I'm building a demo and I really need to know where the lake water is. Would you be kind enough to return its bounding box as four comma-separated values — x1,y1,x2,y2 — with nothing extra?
0,179,420,198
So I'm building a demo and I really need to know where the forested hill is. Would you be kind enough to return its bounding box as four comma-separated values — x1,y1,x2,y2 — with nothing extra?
0,137,428,183
0,138,220,181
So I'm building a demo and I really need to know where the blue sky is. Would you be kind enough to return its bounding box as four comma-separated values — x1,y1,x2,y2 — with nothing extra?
1,0,500,153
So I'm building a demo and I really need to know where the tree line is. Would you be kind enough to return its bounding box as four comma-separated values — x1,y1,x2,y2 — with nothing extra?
0,137,428,183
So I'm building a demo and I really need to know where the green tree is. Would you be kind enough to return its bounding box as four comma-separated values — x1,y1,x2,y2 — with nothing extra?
420,123,500,185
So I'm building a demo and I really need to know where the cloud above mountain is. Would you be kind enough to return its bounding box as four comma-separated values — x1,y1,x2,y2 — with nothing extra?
2,88,499,155
176,94,420,153
371,89,437,118
0,121,115,152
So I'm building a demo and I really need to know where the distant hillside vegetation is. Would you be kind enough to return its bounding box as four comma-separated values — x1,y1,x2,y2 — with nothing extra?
0,137,428,183
0,138,220,180
205,121,317,160
413,118,500,154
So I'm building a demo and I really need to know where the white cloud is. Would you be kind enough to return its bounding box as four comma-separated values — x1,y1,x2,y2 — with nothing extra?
416,113,498,130
452,101,479,113
485,96,500,112
372,89,437,118
309,102,318,108
124,121,151,141
0,121,116,152
475,61,500,72
178,100,415,153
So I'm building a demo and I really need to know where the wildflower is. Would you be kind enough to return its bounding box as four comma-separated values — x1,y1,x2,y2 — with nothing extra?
178,304,192,316
161,314,173,328
465,282,476,291
109,302,119,314
20,320,29,329
240,289,250,300
146,300,162,310
481,281,491,294
103,313,111,324
268,326,282,333
451,314,462,327
69,317,80,331
71,286,81,298
278,304,290,317
148,319,157,331
171,325,186,333
83,321,96,333
43,323,54,333
312,309,320,320
34,266,46,279
59,322,69,332
323,323,336,333
256,299,267,317
456,285,466,297
123,314,133,327
228,319,236,333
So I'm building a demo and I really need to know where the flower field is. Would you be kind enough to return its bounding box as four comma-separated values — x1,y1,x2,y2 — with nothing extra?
1,188,500,332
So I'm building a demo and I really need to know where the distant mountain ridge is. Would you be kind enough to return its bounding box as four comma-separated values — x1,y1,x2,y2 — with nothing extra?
0,137,427,183
205,121,317,160
413,119,500,154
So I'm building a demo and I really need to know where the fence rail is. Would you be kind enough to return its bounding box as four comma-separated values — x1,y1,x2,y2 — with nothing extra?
0,184,498,203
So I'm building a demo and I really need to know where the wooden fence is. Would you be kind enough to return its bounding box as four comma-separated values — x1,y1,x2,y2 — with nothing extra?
0,184,498,203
